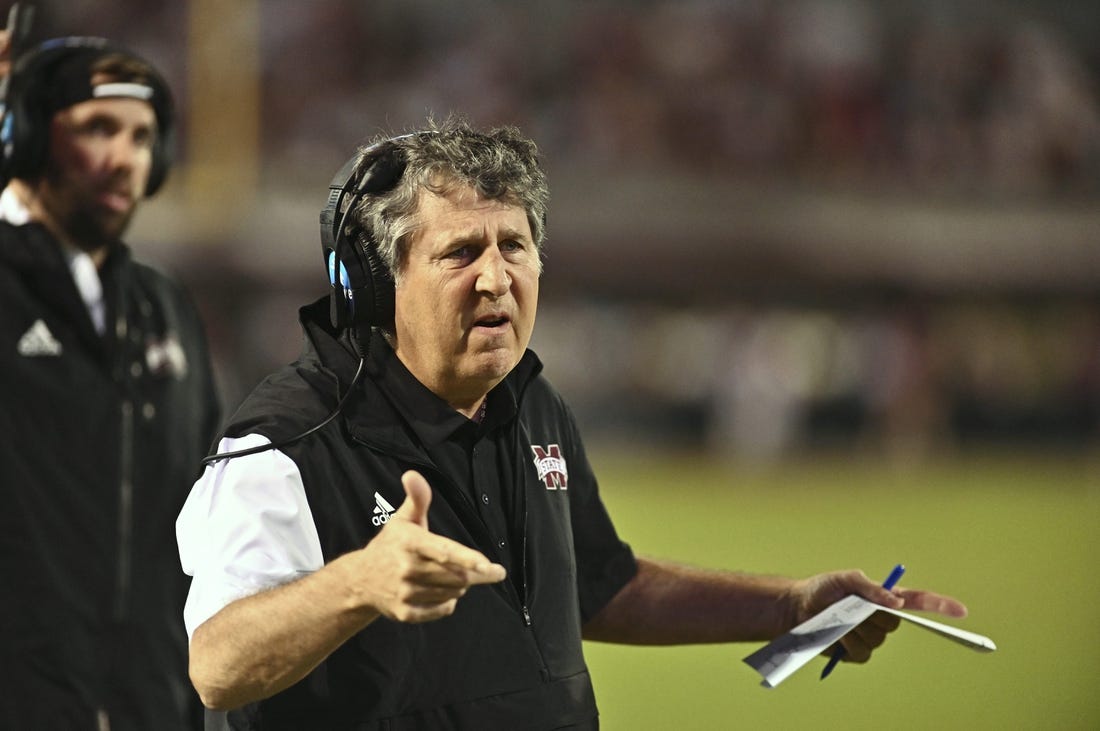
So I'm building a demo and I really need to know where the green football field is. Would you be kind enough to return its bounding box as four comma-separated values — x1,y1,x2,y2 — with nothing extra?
580,447,1099,730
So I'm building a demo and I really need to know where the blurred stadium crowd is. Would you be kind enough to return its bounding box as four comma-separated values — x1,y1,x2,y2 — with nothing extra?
40,0,1100,457
57,0,1100,194
533,299,1099,458
372,0,1098,199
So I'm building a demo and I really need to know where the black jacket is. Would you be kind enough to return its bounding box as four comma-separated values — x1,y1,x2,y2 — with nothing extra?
0,221,220,731
212,299,637,730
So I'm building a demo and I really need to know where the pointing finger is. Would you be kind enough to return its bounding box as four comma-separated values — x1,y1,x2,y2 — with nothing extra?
413,534,506,584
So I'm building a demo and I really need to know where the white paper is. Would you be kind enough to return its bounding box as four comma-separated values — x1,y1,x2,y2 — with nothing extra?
874,605,997,653
743,595,996,688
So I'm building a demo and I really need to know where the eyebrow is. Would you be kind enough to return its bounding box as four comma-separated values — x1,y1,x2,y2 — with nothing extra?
459,224,532,240
495,226,532,243
443,225,532,248
72,108,156,132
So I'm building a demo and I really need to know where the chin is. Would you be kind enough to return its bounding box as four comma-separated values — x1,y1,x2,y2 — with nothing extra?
470,350,519,382
67,209,134,247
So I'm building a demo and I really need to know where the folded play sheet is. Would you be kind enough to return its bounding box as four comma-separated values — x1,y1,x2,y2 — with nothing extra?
743,594,996,688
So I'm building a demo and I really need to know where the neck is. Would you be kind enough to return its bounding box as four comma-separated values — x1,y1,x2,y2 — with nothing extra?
6,180,111,268
453,396,487,421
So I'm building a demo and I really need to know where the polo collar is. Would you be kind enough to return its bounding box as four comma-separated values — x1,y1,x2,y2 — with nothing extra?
297,298,543,451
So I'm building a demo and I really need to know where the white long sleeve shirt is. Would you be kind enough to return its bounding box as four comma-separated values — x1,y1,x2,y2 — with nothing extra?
176,434,324,640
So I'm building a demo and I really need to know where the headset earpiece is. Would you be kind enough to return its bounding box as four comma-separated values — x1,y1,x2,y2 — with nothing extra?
319,138,409,333
207,139,414,469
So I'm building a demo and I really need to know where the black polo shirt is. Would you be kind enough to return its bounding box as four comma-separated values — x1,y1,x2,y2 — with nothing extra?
371,340,527,579
211,304,639,728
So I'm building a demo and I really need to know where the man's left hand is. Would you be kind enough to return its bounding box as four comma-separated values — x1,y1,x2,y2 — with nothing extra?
788,569,968,663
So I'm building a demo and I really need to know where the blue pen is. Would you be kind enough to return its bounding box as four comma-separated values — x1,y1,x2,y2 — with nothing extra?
820,564,906,680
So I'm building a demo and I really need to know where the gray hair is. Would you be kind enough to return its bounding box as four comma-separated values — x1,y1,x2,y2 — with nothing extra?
351,116,549,281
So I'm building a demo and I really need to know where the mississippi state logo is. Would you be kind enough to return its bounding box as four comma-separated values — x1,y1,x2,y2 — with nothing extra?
531,444,568,490
145,333,189,379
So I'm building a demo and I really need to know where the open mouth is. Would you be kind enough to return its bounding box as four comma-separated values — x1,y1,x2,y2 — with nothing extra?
474,314,510,329
99,190,134,212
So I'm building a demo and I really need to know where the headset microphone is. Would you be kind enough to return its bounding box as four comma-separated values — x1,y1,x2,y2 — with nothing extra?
201,136,415,467
199,356,366,467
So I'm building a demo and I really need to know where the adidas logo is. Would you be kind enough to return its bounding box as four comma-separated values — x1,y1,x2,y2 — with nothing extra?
371,491,396,526
17,319,62,357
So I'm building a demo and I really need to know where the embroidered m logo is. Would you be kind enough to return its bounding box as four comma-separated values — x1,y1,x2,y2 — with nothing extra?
531,444,568,490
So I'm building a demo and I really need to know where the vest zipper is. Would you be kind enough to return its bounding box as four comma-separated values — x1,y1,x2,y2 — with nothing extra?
114,399,134,620
113,308,135,621
351,438,542,654
512,421,549,683
518,452,531,627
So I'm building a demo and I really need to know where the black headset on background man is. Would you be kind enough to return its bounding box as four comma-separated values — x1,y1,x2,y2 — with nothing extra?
0,35,175,194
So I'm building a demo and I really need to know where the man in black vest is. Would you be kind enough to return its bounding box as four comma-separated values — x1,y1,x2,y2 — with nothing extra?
0,31,219,731
178,117,966,730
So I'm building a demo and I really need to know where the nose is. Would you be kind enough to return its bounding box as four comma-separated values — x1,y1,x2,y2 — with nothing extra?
107,130,153,189
106,132,139,171
476,247,511,297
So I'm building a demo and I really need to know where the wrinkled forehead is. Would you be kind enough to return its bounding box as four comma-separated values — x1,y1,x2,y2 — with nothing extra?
418,172,528,218
411,184,532,248
54,95,158,130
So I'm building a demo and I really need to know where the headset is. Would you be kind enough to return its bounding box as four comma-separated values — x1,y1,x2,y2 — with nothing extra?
0,35,175,195
320,135,420,333
0,4,34,119
201,136,414,467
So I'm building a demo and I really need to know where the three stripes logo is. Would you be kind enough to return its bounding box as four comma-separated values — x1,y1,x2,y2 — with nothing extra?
372,491,396,526
531,444,568,490
16,319,62,357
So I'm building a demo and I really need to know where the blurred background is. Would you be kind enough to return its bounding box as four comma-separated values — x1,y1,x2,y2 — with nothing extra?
21,1,1100,728
31,0,1100,460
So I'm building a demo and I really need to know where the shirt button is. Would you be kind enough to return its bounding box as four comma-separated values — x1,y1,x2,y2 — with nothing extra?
498,540,506,549
481,493,490,505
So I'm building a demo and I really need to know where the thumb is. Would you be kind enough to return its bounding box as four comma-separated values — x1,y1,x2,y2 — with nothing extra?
395,470,432,528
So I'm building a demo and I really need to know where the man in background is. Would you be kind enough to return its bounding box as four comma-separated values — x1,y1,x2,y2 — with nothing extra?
0,29,219,730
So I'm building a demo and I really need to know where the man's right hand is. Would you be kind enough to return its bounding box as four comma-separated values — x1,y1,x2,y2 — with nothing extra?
351,470,506,623
189,469,507,710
